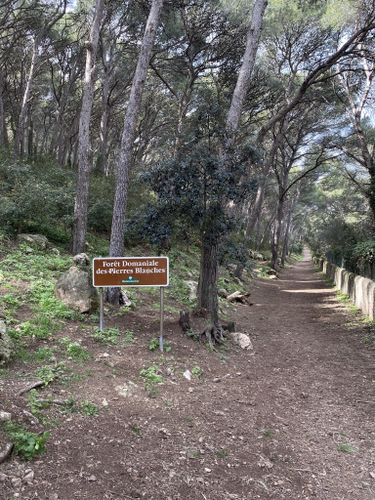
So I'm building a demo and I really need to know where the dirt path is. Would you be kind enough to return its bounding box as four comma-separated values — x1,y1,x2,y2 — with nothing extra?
2,252,375,499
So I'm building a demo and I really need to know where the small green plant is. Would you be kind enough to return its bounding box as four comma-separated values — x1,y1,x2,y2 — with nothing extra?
140,365,163,384
19,316,55,339
191,366,203,378
123,330,135,345
36,363,65,386
130,424,142,436
186,329,200,341
80,401,99,417
3,421,49,460
61,397,78,414
148,337,159,351
262,429,273,438
33,347,55,362
140,364,163,398
149,337,171,352
215,448,229,459
93,326,120,345
60,338,90,361
27,390,50,417
337,443,356,453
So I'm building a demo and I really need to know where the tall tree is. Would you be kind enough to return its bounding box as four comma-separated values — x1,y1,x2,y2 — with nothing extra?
107,0,164,303
197,0,268,337
72,0,105,254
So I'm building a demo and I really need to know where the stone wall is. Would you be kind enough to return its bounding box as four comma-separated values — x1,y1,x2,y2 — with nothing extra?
316,258,375,320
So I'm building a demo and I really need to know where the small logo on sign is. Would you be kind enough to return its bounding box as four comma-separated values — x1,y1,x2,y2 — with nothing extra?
122,276,140,284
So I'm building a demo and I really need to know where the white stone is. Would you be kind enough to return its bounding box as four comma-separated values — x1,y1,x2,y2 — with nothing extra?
229,332,253,350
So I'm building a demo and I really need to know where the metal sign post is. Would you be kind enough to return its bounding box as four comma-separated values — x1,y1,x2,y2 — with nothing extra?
99,288,104,332
159,286,164,352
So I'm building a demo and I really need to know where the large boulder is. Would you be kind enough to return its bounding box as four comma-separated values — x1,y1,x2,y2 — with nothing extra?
17,234,49,249
0,320,14,366
55,257,98,313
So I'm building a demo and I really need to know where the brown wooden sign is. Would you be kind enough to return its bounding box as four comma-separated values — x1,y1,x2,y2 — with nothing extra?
92,257,169,288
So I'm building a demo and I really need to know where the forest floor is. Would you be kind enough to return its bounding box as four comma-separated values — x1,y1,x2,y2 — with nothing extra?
1,249,375,499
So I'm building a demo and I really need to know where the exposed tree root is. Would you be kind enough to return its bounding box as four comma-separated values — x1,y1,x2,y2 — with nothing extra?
18,380,44,396
201,324,226,347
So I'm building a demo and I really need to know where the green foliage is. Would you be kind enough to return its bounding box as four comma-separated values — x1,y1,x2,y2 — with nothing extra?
80,401,99,417
27,390,50,417
352,240,375,263
19,317,55,339
60,338,90,361
93,327,120,345
36,363,66,386
33,347,55,362
0,156,74,238
140,365,163,384
337,442,356,453
191,366,203,378
3,421,49,460
123,330,135,345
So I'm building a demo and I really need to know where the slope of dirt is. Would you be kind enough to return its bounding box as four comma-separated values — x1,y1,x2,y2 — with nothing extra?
1,251,375,499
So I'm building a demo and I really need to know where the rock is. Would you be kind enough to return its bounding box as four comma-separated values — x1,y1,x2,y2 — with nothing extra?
229,332,253,350
267,268,278,276
226,291,252,304
257,456,273,469
88,475,97,482
183,370,192,381
218,288,228,298
0,322,14,366
184,280,198,301
0,473,7,481
17,234,49,249
73,253,90,269
23,470,34,484
11,476,22,488
115,381,139,398
55,266,98,313
0,411,12,422
0,443,13,464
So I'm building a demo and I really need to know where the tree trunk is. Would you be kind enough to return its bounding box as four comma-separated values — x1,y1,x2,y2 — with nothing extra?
197,231,219,325
0,71,7,148
107,0,164,304
14,36,38,158
72,0,105,255
97,69,110,173
225,0,268,145
281,190,299,266
197,0,268,328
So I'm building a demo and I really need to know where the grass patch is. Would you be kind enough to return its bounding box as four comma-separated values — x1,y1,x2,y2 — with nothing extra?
35,363,66,386
80,401,99,417
93,326,120,345
59,337,90,361
2,421,49,460
337,442,356,453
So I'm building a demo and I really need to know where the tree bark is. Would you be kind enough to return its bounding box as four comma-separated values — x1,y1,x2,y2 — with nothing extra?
197,232,219,326
0,71,7,148
107,0,164,304
72,0,105,255
14,36,38,158
225,0,268,146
